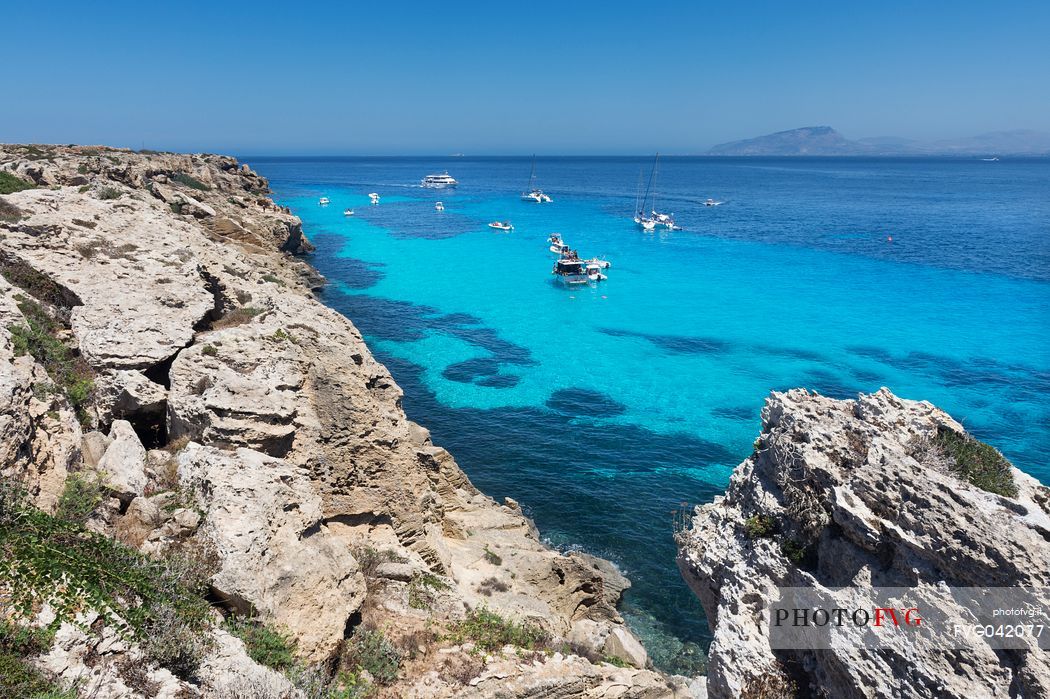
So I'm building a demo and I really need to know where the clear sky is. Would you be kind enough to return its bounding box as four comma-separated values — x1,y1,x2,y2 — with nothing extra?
5,0,1049,154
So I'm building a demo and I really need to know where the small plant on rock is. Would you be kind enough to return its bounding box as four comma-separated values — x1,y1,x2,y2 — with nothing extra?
482,545,502,566
743,514,776,539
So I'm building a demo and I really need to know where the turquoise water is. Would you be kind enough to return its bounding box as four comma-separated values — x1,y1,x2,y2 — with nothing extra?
249,156,1050,674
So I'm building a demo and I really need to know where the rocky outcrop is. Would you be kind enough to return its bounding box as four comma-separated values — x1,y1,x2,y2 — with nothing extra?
677,388,1050,698
1,144,679,697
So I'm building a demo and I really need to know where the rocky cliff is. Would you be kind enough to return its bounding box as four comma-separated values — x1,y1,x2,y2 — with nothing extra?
0,144,696,698
676,388,1050,698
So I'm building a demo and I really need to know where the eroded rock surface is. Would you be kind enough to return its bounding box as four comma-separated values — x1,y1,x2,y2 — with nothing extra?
677,388,1050,698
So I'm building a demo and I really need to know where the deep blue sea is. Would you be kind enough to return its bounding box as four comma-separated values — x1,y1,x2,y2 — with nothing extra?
246,155,1050,674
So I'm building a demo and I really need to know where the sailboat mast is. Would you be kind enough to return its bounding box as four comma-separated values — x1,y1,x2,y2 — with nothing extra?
641,153,658,214
526,155,536,192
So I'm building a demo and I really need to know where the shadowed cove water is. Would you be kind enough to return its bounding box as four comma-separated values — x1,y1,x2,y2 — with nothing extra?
247,155,1050,674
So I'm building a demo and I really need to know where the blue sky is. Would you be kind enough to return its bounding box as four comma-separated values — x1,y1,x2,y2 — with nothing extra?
5,1,1049,154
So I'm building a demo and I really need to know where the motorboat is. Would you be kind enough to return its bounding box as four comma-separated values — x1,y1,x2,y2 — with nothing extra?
421,172,458,188
319,197,330,206
488,221,514,231
369,192,380,204
585,263,607,282
552,258,590,285
343,208,354,216
435,201,445,211
521,155,553,203
548,233,563,245
584,257,611,269
704,198,723,206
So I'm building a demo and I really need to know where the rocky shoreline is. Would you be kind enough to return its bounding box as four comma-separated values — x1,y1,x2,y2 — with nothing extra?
4,145,1048,699
0,145,695,698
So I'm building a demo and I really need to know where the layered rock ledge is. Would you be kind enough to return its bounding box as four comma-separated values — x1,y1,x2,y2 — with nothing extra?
677,388,1050,698
1,145,694,698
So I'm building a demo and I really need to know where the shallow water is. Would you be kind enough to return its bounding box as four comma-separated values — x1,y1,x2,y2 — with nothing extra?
249,155,1050,674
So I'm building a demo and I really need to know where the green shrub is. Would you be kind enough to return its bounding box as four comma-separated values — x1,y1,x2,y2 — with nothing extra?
0,171,35,195
482,545,502,566
0,490,213,658
1,617,71,698
56,472,104,525
6,298,94,424
342,628,400,686
96,186,123,200
408,572,450,609
173,172,211,191
353,546,407,578
0,257,72,309
447,607,549,655
934,426,1018,497
201,344,218,357
743,514,776,539
262,273,286,287
225,618,297,672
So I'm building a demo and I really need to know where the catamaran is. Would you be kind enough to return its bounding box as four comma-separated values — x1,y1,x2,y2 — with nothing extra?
421,172,458,188
521,155,552,203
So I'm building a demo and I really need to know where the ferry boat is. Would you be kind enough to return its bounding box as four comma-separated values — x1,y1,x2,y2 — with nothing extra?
343,208,354,216
435,201,444,211
369,192,380,205
319,197,330,206
421,172,458,188
521,156,553,203
488,221,514,231
552,258,590,285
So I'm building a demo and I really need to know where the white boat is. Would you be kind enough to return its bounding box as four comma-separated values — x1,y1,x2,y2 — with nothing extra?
343,208,354,216
435,201,444,211
584,257,611,269
550,242,571,255
634,155,661,231
981,157,1000,162
651,210,678,229
488,221,514,231
521,155,553,203
421,172,458,188
319,197,330,206
704,198,723,207
552,258,590,285
585,263,607,282
369,192,380,204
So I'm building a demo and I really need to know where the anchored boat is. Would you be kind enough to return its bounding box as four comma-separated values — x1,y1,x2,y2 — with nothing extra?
435,201,444,211
369,192,380,205
488,221,514,231
421,172,458,188
319,197,330,206
343,208,354,216
521,155,553,203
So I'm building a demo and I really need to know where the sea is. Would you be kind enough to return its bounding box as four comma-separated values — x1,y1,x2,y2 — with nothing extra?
245,155,1050,675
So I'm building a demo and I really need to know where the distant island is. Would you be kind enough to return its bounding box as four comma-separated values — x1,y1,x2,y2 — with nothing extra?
707,125,1050,156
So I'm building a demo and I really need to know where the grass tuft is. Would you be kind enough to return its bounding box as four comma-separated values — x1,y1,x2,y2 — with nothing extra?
934,425,1018,497
0,171,35,195
446,607,549,655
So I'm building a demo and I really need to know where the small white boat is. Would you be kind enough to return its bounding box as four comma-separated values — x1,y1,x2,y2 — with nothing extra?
488,221,514,231
585,263,607,282
704,198,723,206
981,157,1000,162
584,257,611,269
521,189,553,203
521,156,553,203
634,215,657,231
652,210,678,229
319,197,330,206
343,208,354,216
369,193,380,205
550,242,571,255
435,201,444,211
421,172,458,188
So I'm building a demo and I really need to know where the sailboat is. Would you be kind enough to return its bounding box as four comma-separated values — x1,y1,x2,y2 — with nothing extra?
521,155,553,203
634,155,659,231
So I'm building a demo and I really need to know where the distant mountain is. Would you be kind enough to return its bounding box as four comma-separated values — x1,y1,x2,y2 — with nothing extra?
708,126,1050,156
707,126,874,156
